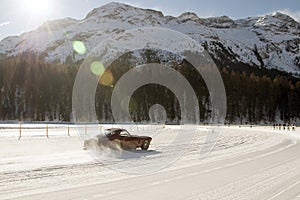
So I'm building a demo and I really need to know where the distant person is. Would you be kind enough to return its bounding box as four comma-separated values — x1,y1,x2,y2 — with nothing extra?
279,124,281,130
273,124,275,130
292,123,296,131
287,124,290,131
283,123,286,130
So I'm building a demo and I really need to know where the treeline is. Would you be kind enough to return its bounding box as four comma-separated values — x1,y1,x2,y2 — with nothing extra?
0,51,299,124
0,52,78,121
223,68,300,124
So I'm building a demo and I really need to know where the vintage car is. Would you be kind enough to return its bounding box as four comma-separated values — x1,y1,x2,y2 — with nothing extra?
83,128,152,150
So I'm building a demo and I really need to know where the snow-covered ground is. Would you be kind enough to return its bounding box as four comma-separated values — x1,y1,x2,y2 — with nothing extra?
0,124,300,200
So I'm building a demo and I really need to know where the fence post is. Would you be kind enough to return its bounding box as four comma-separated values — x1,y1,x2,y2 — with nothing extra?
46,124,49,138
18,122,22,140
68,124,70,136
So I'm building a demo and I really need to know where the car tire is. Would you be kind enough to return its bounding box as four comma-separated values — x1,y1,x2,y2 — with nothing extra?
141,140,150,150
83,140,89,150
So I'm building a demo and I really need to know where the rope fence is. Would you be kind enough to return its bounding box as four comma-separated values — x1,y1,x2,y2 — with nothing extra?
0,123,164,139
0,123,298,140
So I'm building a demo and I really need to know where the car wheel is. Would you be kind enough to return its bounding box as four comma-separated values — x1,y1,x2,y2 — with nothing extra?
83,140,89,150
141,140,150,150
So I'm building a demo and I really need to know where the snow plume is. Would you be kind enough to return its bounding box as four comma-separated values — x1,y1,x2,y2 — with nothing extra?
278,9,300,22
86,138,123,158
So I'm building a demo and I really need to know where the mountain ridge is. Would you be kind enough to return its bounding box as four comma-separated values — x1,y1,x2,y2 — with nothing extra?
0,2,299,75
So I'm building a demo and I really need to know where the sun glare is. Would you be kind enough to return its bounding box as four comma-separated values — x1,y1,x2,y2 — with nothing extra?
21,0,53,17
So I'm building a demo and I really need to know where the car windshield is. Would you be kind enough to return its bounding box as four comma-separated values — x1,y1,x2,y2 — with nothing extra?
104,129,131,137
120,130,130,137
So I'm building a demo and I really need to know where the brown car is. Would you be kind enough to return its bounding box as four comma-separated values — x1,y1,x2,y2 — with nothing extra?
83,128,152,150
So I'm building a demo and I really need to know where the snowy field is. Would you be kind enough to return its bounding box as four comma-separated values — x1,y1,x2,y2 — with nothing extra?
0,124,300,200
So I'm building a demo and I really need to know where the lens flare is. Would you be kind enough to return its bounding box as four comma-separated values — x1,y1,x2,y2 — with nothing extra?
99,69,114,86
73,41,86,55
90,61,105,76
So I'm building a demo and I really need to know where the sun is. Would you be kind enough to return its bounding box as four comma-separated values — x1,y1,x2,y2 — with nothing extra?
21,0,53,18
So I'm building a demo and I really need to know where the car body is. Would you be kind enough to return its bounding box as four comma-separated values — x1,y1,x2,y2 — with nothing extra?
83,128,152,150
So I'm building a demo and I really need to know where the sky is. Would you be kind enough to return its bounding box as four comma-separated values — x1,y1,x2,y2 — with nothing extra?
0,0,299,41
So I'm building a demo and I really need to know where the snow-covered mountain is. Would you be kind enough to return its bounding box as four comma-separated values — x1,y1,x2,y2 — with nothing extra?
0,2,299,74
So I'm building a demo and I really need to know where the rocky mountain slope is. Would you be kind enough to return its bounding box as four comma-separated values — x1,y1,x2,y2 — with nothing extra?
0,2,299,74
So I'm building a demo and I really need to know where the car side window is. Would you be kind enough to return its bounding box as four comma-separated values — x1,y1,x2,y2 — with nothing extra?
120,131,129,137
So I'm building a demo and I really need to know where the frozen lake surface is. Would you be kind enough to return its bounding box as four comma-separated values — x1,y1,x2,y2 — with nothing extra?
0,124,300,200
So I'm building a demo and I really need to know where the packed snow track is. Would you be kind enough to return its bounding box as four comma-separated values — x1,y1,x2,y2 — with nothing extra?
0,124,300,200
